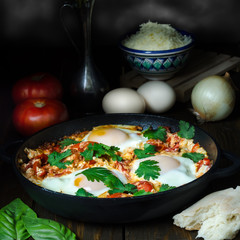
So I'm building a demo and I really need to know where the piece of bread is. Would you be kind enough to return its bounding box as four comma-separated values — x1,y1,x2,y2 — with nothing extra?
173,186,240,240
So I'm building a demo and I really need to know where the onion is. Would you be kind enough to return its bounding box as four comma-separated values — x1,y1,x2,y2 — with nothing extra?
191,73,236,122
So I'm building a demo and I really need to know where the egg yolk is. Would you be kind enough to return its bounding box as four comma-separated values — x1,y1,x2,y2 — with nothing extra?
74,174,107,192
155,155,180,174
87,128,129,146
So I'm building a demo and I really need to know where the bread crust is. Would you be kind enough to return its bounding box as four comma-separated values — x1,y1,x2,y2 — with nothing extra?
173,186,240,240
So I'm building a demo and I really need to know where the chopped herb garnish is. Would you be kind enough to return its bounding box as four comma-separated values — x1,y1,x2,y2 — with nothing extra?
108,183,138,195
182,152,205,163
47,149,73,169
133,189,153,196
143,126,167,142
59,138,81,149
75,188,96,197
80,167,138,195
135,160,160,181
79,167,111,182
80,143,122,162
177,120,195,139
159,184,176,192
134,144,157,159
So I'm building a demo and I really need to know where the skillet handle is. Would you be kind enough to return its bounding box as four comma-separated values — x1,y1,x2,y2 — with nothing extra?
0,139,24,164
210,150,240,179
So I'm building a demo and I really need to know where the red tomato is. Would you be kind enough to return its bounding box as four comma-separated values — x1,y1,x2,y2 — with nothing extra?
12,72,63,104
135,181,154,192
13,98,69,136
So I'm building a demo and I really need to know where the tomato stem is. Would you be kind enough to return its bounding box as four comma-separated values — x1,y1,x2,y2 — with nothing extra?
34,101,46,108
31,74,45,81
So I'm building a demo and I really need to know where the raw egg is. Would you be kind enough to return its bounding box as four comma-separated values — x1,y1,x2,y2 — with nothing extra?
137,81,176,113
102,88,146,113
41,168,128,197
130,155,196,187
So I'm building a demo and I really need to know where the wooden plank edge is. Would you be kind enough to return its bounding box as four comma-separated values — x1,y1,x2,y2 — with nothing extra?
174,56,240,102
166,53,232,87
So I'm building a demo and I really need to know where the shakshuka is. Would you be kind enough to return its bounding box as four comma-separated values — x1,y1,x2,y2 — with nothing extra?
18,121,212,198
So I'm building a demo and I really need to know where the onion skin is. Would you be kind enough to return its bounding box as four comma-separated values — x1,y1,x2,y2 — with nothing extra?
191,75,236,122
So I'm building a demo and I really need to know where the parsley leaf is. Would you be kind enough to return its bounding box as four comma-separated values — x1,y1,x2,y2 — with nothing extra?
80,167,111,182
81,143,122,162
75,188,96,197
81,143,94,160
159,184,176,192
133,189,153,196
47,150,73,169
143,126,167,142
104,174,124,190
80,167,138,195
182,152,205,163
59,138,81,149
135,160,160,180
108,183,138,195
177,120,195,139
134,144,157,159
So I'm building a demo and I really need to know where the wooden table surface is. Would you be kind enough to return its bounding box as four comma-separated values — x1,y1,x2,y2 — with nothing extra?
1,79,240,240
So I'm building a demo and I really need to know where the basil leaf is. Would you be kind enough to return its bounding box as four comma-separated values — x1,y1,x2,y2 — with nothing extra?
0,198,37,240
23,216,77,240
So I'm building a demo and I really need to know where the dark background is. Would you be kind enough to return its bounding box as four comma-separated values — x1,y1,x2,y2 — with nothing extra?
1,0,240,94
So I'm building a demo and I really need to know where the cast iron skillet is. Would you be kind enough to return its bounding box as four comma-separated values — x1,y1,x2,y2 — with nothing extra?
2,114,240,223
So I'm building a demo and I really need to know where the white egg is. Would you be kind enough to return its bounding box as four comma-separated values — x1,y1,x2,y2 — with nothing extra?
41,168,128,197
83,125,147,152
137,81,176,113
130,155,196,187
102,88,146,113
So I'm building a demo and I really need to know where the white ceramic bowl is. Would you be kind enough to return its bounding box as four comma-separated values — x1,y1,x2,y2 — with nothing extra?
119,30,194,81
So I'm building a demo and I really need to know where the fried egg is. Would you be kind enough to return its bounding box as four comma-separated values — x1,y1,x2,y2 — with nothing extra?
82,125,147,152
130,155,196,187
41,168,128,197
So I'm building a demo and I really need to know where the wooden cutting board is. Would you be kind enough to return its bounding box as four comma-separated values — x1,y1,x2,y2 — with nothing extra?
120,49,240,102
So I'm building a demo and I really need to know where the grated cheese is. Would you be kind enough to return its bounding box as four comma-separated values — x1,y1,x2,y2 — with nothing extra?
122,21,192,51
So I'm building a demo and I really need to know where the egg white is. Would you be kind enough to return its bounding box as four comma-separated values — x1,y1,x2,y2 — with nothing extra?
130,155,196,187
41,168,128,197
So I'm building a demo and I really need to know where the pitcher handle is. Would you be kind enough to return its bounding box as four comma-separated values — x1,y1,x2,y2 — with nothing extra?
60,1,81,54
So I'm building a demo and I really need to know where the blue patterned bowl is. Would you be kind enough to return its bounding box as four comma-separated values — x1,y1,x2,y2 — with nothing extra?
119,30,194,80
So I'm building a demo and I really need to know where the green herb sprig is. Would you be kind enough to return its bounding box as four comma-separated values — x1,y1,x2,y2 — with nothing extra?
143,126,167,142
47,150,73,169
79,167,138,196
177,120,195,139
159,184,176,192
80,143,122,162
76,188,96,198
59,138,81,149
134,144,157,159
135,160,161,181
182,152,205,163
